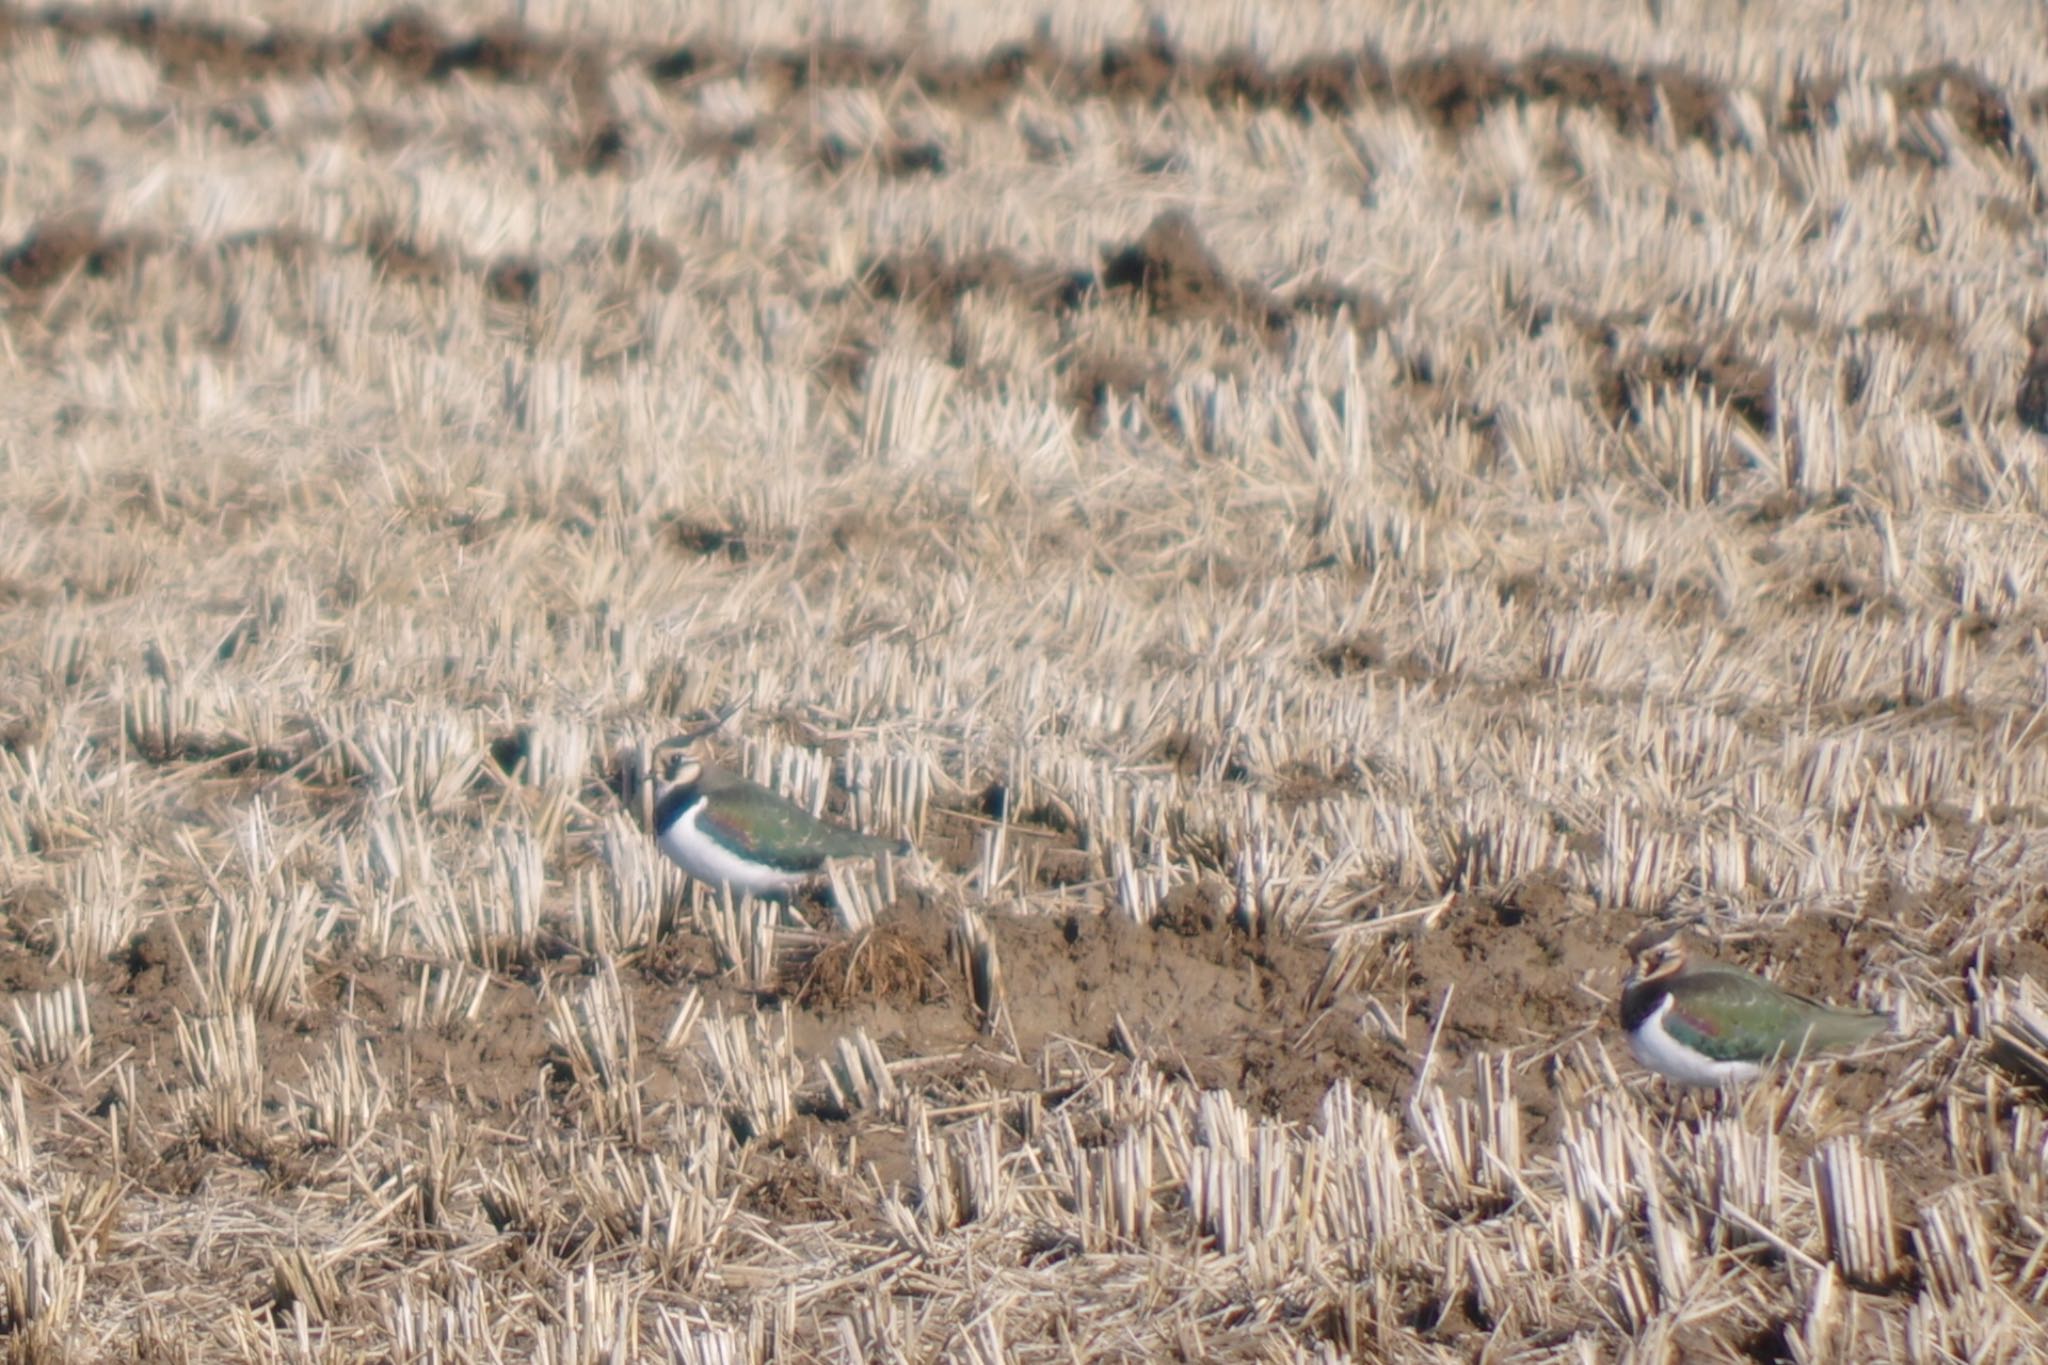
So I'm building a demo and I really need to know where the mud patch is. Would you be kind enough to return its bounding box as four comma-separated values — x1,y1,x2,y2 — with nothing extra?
981,908,1394,1117
1600,338,1779,435
1099,210,1285,339
782,917,953,1012
1,216,155,293
2017,315,2048,434
1396,880,1639,1141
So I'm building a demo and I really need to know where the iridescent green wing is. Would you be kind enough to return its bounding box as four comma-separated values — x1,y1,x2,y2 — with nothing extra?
698,784,897,871
1662,967,1880,1063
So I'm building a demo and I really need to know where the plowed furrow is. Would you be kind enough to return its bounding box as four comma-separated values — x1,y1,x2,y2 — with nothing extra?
0,5,2039,190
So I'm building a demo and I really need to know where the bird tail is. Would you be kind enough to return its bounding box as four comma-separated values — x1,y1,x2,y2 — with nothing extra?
839,831,913,859
1808,1008,1890,1050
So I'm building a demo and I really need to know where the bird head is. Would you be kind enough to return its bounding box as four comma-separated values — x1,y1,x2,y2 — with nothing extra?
613,728,720,831
611,739,709,833
612,698,745,829
651,739,706,792
1626,938,1689,989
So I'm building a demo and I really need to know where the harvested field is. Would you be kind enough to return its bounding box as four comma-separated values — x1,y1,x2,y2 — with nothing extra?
3,0,2048,1358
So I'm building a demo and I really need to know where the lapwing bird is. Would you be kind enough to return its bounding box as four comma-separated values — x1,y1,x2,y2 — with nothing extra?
646,740,909,901
1620,940,1890,1087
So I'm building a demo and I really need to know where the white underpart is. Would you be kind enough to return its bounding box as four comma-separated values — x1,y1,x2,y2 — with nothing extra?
1628,995,1763,1087
657,802,806,899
